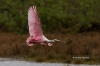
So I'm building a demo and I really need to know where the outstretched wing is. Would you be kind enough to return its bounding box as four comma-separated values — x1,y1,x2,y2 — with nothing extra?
28,6,43,40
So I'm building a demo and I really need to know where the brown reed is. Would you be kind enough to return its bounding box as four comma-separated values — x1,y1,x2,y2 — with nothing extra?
0,32,100,64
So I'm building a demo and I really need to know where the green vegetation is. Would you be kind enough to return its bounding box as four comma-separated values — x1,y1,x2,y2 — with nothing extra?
0,32,100,64
0,0,100,33
0,0,100,64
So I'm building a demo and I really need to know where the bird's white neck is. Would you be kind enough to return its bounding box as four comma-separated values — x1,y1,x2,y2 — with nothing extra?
46,40,55,42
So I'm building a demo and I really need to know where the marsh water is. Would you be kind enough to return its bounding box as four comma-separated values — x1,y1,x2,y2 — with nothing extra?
0,58,99,66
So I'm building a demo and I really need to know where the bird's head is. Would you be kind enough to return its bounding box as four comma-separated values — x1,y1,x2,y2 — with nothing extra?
54,39,66,43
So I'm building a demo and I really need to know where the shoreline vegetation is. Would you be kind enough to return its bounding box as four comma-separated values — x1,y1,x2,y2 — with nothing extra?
0,32,100,64
0,0,100,64
0,0,100,34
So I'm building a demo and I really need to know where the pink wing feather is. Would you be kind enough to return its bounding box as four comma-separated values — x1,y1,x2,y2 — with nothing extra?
28,6,43,40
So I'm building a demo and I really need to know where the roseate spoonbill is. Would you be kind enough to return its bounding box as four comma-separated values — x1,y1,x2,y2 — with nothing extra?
25,6,66,46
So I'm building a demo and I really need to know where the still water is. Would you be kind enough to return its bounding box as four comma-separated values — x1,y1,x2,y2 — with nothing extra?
0,58,99,66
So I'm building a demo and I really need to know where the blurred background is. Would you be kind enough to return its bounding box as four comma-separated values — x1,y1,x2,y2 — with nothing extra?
0,0,100,64
0,0,100,34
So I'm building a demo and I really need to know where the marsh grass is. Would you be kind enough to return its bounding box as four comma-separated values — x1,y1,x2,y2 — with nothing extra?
0,32,100,64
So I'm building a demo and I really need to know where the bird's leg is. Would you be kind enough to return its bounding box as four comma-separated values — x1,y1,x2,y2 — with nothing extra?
27,43,33,46
54,39,66,43
40,42,48,45
40,42,53,46
22,43,33,46
26,42,33,46
22,43,27,46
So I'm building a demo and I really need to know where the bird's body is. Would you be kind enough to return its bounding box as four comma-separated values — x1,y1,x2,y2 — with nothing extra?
25,6,66,46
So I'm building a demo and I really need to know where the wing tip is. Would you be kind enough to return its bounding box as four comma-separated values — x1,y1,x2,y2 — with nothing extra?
28,5,37,11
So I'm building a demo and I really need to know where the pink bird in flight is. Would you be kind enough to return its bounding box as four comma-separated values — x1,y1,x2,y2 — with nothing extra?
25,6,66,46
